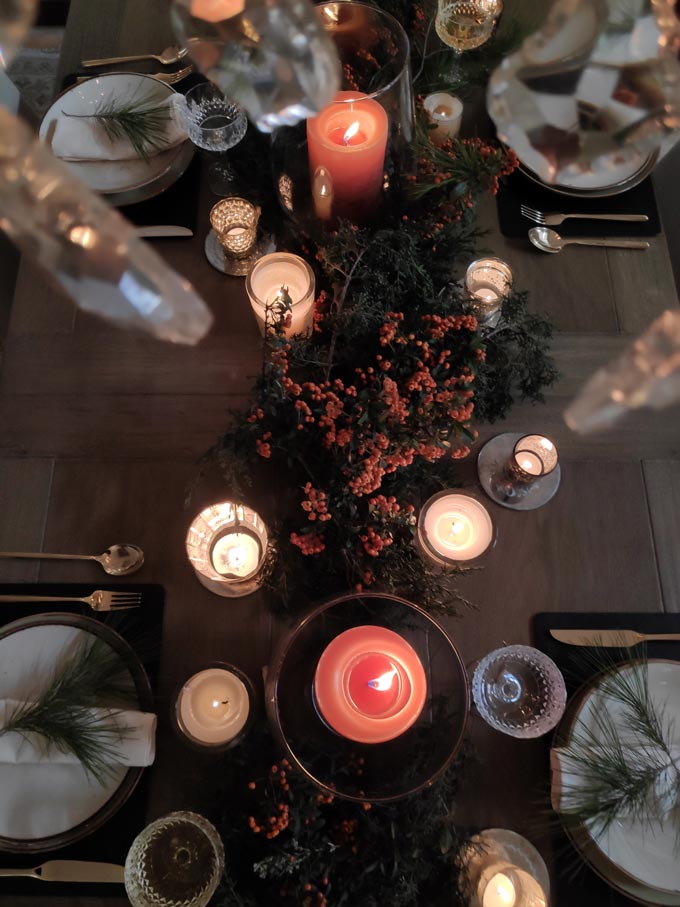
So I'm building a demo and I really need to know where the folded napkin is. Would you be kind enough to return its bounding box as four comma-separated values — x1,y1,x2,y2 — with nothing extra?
0,698,156,766
551,744,680,819
52,93,188,162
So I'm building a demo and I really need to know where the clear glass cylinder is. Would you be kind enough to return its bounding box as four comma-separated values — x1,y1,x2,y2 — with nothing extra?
246,252,315,337
464,256,512,328
271,1,416,230
185,501,269,598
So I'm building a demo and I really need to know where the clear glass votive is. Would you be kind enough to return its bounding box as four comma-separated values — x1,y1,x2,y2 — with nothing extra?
124,811,224,907
464,257,512,328
417,491,495,566
509,435,558,484
210,197,259,259
185,501,269,598
184,82,247,194
472,644,567,738
435,0,503,53
246,252,315,337
174,662,255,751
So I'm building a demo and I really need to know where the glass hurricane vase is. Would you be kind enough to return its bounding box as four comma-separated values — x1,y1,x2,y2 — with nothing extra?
271,1,416,232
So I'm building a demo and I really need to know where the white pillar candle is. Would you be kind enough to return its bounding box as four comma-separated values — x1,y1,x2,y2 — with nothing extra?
423,92,463,146
246,253,315,338
177,668,250,746
418,492,494,564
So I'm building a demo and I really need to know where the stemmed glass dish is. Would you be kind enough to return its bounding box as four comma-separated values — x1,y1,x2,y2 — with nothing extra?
184,82,247,194
124,811,224,907
472,644,567,738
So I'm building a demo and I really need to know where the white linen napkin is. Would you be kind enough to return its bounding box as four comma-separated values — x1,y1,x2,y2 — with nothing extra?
0,698,156,766
51,93,188,162
551,745,680,818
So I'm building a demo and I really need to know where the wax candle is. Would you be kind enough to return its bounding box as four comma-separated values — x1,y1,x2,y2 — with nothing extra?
482,872,517,907
512,435,558,480
313,625,427,744
176,667,251,746
190,0,245,22
307,91,389,222
423,92,463,146
186,501,269,598
464,257,512,328
418,492,494,564
246,253,315,337
312,166,334,221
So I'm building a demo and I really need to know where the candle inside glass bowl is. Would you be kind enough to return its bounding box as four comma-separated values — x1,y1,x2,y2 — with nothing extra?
246,253,315,337
186,501,269,598
313,625,427,744
417,491,494,565
307,91,388,222
423,92,463,146
175,665,253,749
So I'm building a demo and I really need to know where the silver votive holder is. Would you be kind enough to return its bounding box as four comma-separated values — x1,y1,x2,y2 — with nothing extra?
477,432,561,511
464,257,512,328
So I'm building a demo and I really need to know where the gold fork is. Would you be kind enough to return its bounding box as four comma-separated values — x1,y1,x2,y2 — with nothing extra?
151,65,194,85
0,590,141,612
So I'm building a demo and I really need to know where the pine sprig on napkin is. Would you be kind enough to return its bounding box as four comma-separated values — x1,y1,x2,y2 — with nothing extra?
0,636,137,783
64,96,173,162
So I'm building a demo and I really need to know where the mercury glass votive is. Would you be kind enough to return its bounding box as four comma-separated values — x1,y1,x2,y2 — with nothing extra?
423,92,463,147
186,501,270,598
246,252,315,338
510,435,558,484
210,197,259,259
465,257,512,328
477,432,561,510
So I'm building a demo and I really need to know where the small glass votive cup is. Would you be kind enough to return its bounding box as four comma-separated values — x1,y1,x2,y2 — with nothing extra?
185,501,270,598
416,491,495,567
184,83,247,152
173,662,256,753
423,92,463,146
509,435,559,484
210,197,259,259
246,252,315,338
464,257,512,328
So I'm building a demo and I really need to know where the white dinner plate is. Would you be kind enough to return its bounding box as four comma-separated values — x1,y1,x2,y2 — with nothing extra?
558,660,680,895
518,149,658,198
39,72,193,205
0,613,151,852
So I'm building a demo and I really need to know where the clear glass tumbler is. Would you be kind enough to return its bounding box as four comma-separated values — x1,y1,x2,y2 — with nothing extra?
184,83,247,194
472,644,566,738
124,810,225,907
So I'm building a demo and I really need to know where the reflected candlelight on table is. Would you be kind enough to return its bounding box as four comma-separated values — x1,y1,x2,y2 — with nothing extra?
417,491,495,565
313,625,427,744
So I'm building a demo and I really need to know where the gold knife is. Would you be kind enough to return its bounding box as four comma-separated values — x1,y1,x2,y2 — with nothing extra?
0,860,124,883
549,628,680,647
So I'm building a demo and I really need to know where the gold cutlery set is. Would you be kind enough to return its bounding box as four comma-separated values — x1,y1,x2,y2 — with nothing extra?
521,206,651,253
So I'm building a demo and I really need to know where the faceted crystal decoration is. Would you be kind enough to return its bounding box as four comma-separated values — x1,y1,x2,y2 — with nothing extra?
171,0,341,132
487,0,680,186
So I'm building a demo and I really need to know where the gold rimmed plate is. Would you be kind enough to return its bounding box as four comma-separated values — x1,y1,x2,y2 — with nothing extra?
39,72,194,206
0,612,152,854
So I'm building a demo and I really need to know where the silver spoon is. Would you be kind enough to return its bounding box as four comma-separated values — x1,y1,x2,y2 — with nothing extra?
0,544,144,576
528,226,650,253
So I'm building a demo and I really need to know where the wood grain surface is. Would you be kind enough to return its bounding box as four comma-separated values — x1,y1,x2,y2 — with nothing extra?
1,0,679,903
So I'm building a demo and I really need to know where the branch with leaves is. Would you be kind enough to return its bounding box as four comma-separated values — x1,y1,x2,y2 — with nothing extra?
64,95,174,161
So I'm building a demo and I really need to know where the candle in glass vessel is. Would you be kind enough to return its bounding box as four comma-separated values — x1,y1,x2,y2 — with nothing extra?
246,253,315,337
423,92,463,146
307,90,388,221
511,435,558,481
313,625,427,744
464,257,512,327
482,873,516,907
176,667,250,747
418,491,494,565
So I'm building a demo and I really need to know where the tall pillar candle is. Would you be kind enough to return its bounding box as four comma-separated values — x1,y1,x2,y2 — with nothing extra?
307,91,388,222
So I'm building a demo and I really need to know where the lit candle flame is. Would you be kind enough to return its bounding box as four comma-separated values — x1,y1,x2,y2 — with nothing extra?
450,519,466,536
521,459,534,471
226,546,246,569
367,668,398,690
343,121,360,145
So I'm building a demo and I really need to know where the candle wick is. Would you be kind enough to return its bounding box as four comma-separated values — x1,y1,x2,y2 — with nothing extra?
222,700,229,705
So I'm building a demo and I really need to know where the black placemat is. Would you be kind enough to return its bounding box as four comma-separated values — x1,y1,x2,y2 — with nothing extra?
498,170,661,239
59,71,206,230
0,583,164,900
533,611,680,907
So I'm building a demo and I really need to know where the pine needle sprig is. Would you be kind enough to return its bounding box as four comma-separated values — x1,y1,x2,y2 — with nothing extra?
558,652,680,837
64,94,173,161
0,636,137,783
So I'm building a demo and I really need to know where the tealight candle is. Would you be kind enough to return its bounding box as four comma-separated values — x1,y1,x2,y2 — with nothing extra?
482,873,516,907
313,625,427,744
176,666,252,748
186,501,269,598
307,91,389,222
246,253,315,337
423,92,463,146
418,491,494,565
476,864,547,907
464,257,513,327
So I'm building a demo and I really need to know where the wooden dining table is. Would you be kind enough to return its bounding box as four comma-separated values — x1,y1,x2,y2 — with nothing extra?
1,1,680,904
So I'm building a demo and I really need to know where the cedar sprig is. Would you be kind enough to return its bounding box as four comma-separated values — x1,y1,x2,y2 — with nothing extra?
65,94,173,161
0,635,137,784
